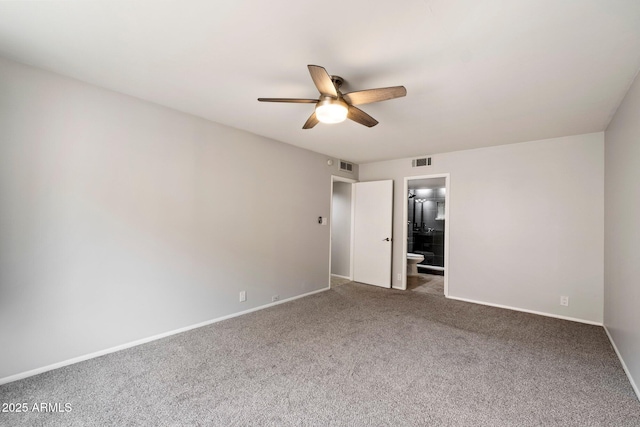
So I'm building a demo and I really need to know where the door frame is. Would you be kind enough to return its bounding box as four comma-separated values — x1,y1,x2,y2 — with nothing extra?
402,173,450,295
329,175,357,287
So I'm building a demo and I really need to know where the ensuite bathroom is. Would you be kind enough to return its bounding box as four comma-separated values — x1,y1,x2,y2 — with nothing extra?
407,178,446,295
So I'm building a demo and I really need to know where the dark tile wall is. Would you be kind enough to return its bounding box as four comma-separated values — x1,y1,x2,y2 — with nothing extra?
407,188,445,267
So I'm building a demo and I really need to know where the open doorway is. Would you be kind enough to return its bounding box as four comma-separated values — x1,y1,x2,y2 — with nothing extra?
402,174,450,296
329,176,356,288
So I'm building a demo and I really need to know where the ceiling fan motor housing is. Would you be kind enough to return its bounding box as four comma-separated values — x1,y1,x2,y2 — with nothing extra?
330,75,344,91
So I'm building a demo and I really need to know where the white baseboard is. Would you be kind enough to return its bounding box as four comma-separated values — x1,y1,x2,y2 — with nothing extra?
0,286,330,386
446,295,603,326
604,326,640,401
331,274,351,280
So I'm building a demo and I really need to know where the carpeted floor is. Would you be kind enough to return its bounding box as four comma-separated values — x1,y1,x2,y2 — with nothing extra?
1,282,639,426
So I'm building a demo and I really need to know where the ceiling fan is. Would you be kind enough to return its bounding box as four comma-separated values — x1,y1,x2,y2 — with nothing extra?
258,65,407,129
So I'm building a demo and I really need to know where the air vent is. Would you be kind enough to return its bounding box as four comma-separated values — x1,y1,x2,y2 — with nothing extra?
339,160,354,172
412,157,431,167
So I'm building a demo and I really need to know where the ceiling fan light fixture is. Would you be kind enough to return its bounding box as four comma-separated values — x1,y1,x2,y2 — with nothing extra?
315,98,348,124
258,65,406,128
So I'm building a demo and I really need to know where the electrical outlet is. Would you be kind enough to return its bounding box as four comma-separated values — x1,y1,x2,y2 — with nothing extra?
239,291,246,302
272,295,280,302
397,273,402,281
560,296,569,306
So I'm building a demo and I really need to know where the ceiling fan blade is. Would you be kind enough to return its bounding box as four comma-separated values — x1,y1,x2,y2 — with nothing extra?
308,65,338,97
348,106,378,128
342,86,407,105
258,98,318,103
302,112,319,129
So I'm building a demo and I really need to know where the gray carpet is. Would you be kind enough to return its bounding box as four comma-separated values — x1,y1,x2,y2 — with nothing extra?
1,282,639,426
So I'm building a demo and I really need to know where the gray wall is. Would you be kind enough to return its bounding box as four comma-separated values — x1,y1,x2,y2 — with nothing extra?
604,70,640,396
331,181,352,277
0,57,354,381
360,133,604,323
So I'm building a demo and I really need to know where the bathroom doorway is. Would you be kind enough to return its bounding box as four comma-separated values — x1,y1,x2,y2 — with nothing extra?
329,176,356,288
402,174,450,295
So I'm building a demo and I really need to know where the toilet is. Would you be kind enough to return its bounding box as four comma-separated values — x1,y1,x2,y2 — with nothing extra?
407,253,425,276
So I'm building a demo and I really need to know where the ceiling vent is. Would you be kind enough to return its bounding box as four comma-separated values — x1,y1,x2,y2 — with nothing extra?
339,160,354,173
412,157,431,167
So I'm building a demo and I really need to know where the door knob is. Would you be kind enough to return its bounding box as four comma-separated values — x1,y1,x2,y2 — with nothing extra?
383,237,390,241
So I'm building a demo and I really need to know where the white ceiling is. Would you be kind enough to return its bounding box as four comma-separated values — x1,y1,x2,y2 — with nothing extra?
1,1,639,164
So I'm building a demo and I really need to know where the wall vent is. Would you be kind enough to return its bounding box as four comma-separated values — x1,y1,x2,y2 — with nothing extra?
412,157,431,167
339,160,354,172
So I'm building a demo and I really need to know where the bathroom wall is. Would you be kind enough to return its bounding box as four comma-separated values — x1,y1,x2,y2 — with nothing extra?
331,181,352,278
360,133,604,324
407,193,416,252
604,69,640,398
408,188,445,267
0,57,355,382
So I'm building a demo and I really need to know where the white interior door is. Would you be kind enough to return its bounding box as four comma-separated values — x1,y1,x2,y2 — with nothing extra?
353,180,393,288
